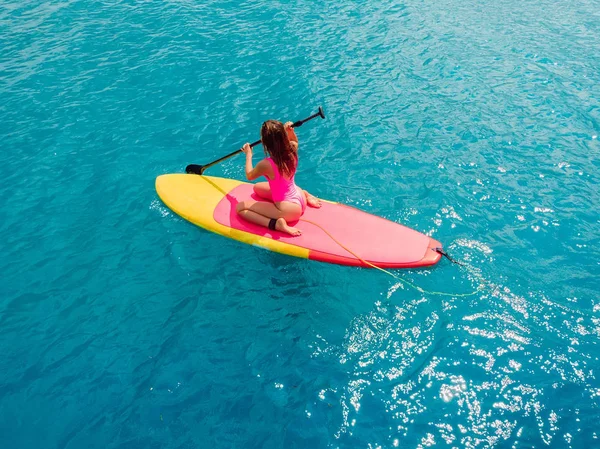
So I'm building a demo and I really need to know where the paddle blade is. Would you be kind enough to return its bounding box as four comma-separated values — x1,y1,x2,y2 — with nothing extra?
318,106,325,119
185,164,204,175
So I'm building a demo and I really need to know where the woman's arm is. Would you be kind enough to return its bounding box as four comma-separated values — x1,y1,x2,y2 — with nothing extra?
241,143,272,181
284,121,298,145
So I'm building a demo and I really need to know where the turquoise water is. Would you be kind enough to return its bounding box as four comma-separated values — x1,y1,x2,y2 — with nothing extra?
1,0,599,447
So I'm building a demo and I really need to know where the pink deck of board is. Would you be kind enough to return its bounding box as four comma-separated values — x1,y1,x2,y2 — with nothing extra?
213,184,440,267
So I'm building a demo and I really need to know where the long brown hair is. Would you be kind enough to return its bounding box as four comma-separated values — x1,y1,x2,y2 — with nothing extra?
261,120,297,178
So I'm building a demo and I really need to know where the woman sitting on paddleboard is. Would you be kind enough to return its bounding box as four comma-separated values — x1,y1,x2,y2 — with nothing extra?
236,120,321,236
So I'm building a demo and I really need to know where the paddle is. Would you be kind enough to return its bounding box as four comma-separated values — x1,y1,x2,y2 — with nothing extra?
185,106,325,175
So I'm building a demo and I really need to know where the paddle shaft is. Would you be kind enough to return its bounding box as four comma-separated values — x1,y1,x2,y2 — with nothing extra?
186,107,325,175
197,138,261,173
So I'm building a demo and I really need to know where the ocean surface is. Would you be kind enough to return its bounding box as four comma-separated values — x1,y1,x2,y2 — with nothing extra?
1,0,599,448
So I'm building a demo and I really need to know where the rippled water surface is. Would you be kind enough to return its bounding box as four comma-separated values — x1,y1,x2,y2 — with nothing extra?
1,0,599,448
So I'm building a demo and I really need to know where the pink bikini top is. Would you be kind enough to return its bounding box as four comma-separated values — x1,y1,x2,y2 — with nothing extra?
265,157,302,204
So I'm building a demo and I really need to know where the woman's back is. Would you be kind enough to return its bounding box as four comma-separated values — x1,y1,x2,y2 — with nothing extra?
265,156,301,204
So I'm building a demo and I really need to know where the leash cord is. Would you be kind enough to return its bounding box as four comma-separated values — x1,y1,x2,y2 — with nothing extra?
299,218,480,297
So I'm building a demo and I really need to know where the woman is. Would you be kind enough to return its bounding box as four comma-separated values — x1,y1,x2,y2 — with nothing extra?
236,120,321,236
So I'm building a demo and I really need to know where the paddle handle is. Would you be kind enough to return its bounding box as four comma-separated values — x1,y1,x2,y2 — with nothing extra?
292,106,325,128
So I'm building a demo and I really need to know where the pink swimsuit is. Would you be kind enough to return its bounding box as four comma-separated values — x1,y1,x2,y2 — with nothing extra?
265,157,306,213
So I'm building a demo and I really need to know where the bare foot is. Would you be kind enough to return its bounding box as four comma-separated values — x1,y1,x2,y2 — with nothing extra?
306,194,322,208
275,218,302,236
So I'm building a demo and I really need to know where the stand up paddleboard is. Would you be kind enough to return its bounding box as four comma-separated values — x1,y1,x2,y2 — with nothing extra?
156,174,442,268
